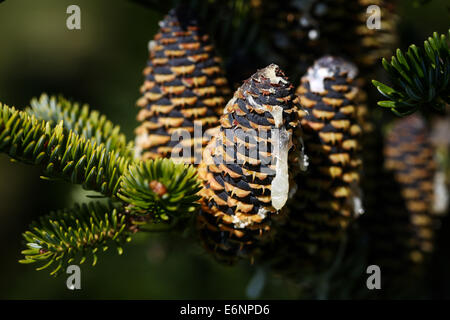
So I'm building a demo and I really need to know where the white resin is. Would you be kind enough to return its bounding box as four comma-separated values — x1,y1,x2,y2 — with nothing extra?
433,171,449,214
270,127,291,211
305,56,358,93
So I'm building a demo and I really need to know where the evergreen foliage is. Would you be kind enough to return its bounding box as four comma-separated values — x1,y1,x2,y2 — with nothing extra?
372,30,450,116
118,159,202,222
0,102,201,274
0,103,129,197
20,202,132,276
0,1,448,299
28,94,134,159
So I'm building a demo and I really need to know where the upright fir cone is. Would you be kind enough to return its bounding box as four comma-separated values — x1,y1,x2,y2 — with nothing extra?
357,115,440,297
274,56,364,275
380,115,438,266
135,8,231,163
262,0,397,76
197,64,302,264
326,0,398,70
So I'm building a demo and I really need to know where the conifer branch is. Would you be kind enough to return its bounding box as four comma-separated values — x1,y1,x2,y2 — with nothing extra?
118,159,202,222
2,103,203,275
372,30,450,116
27,94,135,159
19,202,133,276
0,103,130,197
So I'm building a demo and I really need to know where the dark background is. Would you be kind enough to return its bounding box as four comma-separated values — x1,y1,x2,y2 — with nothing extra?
0,0,448,299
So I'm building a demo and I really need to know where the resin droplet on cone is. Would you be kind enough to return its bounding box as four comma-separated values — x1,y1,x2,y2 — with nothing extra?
197,64,302,264
135,8,230,163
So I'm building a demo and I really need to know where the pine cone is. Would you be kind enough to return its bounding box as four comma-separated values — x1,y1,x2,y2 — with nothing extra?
262,0,330,74
351,0,398,68
295,55,363,234
381,115,438,265
135,8,231,163
197,64,302,264
270,56,365,280
356,115,439,297
262,0,398,76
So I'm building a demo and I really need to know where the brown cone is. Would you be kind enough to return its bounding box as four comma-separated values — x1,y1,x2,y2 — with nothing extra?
267,56,365,281
197,64,302,264
135,8,231,163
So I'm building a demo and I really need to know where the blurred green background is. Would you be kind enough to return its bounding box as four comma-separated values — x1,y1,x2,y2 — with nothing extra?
0,0,448,299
